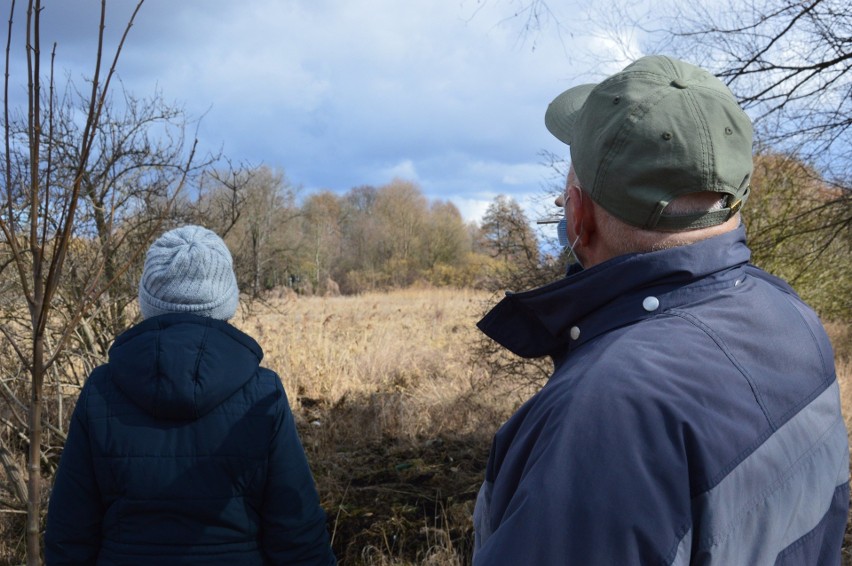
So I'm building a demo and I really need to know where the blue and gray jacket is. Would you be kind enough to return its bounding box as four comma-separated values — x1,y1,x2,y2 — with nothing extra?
473,225,849,565
45,313,336,565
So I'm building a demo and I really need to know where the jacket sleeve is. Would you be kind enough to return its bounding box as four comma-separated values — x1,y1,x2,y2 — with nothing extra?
44,384,103,564
473,381,694,566
260,376,337,565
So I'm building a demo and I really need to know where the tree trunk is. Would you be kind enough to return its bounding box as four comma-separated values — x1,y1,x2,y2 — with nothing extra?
26,333,44,566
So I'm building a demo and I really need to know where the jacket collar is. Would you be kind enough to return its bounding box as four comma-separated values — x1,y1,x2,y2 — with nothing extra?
477,225,751,359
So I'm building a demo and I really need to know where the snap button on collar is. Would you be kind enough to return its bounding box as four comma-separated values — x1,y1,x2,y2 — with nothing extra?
642,296,660,312
570,326,581,340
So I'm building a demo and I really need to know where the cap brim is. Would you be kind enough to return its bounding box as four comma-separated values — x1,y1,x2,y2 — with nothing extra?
545,83,596,145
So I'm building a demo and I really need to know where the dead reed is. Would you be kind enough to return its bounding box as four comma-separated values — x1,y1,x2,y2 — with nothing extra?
233,287,531,565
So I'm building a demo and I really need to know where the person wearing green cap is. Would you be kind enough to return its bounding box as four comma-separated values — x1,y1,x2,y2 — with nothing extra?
473,55,848,565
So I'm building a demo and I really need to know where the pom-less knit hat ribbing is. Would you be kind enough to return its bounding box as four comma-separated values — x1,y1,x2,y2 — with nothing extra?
138,225,239,320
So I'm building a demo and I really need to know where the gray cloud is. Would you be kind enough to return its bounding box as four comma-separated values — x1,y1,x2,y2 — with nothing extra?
5,0,631,221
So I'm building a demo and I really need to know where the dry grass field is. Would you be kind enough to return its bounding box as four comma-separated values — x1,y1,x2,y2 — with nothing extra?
0,287,847,564
232,287,535,565
230,288,852,566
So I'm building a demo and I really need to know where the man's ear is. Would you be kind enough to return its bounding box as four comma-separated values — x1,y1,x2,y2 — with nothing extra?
569,186,596,246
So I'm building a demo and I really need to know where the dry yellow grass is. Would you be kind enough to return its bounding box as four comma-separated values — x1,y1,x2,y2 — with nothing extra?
232,287,528,565
827,320,852,566
842,360,852,429
232,290,852,565
237,289,851,453
0,288,846,565
234,287,526,442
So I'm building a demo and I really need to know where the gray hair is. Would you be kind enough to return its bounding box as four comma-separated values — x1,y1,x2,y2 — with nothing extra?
596,192,733,256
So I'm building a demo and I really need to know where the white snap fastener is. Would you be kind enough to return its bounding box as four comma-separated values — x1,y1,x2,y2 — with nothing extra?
642,296,660,312
569,326,581,340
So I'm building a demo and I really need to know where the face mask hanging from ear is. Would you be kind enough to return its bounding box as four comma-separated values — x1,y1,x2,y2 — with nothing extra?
557,215,568,247
557,216,583,269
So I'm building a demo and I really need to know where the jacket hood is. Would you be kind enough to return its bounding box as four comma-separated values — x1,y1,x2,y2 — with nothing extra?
108,313,263,420
478,224,752,359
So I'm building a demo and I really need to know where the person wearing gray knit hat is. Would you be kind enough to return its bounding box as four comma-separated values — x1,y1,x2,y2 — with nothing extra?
138,225,240,320
46,222,337,564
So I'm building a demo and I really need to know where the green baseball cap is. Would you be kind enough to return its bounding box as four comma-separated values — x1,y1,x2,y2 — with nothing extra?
545,55,753,231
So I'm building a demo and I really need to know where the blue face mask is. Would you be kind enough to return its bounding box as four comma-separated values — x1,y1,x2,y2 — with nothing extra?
557,216,569,247
557,216,583,268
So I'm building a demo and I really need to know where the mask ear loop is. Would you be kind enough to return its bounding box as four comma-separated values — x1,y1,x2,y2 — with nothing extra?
568,187,583,268
557,216,584,268
558,184,585,268
568,224,583,268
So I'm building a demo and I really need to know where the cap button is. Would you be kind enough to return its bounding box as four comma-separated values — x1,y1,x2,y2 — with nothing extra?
569,326,581,340
671,79,689,89
642,296,660,312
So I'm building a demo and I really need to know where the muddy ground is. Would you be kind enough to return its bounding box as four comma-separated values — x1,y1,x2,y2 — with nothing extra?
298,398,490,565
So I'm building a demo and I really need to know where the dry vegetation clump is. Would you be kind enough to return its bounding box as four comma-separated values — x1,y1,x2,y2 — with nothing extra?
233,287,537,565
829,321,852,412
828,321,852,566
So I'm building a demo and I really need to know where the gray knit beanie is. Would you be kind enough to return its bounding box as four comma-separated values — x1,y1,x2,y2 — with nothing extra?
138,225,240,320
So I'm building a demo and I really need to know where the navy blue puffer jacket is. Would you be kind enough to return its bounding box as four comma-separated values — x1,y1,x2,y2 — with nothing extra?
45,313,336,565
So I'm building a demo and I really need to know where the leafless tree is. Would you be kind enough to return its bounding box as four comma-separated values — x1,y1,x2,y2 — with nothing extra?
0,2,202,563
53,86,211,354
661,0,850,181
656,0,851,315
193,158,260,239
219,166,301,298
301,190,343,293
480,194,540,266
424,200,472,269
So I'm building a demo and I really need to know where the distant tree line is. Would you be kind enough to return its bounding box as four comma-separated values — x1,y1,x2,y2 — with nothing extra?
1,0,849,563
169,167,543,298
195,172,476,296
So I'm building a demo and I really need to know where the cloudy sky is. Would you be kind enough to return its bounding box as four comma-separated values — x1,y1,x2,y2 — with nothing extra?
12,0,650,222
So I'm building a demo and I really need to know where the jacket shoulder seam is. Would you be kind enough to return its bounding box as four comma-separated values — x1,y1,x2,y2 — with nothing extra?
666,309,775,429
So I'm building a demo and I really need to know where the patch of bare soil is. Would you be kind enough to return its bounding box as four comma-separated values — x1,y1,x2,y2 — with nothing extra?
298,404,490,565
